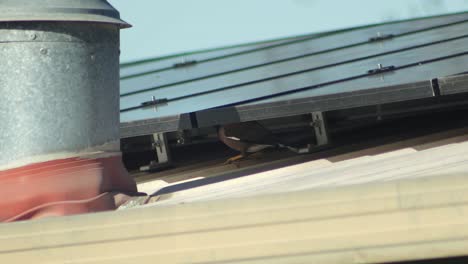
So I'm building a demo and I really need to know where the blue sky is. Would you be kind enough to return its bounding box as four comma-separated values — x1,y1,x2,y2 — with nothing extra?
108,0,468,63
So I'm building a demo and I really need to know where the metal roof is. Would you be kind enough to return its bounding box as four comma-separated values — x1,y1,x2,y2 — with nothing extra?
120,12,468,138
145,128,468,205
5,128,468,263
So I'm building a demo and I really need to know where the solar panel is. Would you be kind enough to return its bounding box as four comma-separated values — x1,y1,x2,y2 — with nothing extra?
120,12,468,138
119,34,320,79
120,13,468,95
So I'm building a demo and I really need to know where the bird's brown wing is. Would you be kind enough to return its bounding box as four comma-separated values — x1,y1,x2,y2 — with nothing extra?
223,121,279,145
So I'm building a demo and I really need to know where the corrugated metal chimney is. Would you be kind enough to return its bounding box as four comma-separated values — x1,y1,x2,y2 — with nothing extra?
0,0,137,221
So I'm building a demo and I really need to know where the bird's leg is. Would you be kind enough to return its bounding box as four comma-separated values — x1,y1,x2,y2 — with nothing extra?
224,154,246,164
224,149,249,164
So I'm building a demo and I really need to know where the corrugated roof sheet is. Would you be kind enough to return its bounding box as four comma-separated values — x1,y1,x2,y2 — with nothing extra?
143,127,468,206
4,148,468,263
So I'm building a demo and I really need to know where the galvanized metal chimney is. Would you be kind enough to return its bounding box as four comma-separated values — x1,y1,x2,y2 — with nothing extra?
0,0,137,221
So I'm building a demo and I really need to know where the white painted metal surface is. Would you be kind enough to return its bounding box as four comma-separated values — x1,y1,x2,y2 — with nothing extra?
147,131,468,207
2,172,468,263
2,129,468,263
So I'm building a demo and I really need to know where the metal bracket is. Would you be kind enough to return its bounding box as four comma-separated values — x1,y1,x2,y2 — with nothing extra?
176,130,192,145
368,64,395,75
173,59,198,68
153,133,170,163
369,32,394,42
289,112,330,154
140,132,172,172
311,111,329,146
141,96,169,111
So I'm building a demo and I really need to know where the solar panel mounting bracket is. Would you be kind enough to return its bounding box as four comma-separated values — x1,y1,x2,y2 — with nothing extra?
368,64,396,74
289,111,330,154
369,32,394,42
173,59,198,68
139,132,172,172
140,96,169,111
311,111,329,146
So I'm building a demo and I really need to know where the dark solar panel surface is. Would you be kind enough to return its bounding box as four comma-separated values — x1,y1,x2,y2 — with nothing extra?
119,33,318,79
120,12,468,137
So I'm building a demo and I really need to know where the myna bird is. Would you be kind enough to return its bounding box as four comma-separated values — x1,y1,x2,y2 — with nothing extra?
218,121,286,163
